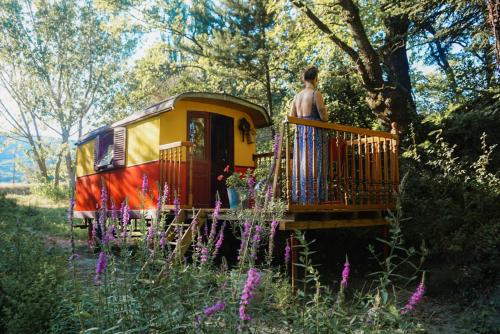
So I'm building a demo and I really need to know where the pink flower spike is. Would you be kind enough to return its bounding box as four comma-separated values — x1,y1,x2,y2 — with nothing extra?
401,280,426,314
203,301,225,317
239,268,262,321
284,242,291,265
341,257,350,288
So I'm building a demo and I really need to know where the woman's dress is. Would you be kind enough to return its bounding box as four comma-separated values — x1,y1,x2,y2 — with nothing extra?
292,92,328,204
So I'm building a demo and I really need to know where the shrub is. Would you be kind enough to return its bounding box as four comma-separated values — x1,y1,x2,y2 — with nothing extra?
402,130,500,292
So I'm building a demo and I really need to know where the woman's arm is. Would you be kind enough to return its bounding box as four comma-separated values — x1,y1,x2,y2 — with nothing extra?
316,92,328,121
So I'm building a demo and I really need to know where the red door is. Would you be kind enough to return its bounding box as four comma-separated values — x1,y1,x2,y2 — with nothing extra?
188,111,212,208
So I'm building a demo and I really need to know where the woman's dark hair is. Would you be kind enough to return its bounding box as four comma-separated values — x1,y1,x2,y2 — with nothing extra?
302,66,318,82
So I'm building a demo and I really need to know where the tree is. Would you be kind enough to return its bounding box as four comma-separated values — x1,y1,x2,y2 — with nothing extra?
487,0,500,69
291,0,417,129
0,0,138,189
143,0,279,118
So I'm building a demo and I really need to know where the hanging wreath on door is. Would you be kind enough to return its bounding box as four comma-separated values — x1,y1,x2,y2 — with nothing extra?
238,118,255,143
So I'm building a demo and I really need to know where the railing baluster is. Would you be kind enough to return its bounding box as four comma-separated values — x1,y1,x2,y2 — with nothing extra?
383,138,389,204
358,133,363,205
178,146,182,205
295,126,300,203
286,123,291,206
312,127,317,204
350,132,355,205
365,135,371,205
304,125,309,203
343,131,348,205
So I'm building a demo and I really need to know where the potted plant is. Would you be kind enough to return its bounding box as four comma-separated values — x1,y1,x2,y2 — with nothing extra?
225,172,247,209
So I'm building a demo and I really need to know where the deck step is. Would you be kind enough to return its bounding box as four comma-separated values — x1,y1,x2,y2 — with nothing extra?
164,209,207,262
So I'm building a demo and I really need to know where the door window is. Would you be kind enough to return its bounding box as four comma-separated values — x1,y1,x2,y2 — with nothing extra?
189,117,206,159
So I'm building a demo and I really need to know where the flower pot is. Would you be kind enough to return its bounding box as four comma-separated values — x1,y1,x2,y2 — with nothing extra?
227,187,241,209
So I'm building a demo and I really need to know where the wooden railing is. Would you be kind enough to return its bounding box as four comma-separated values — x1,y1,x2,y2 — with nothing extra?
159,141,193,208
256,117,399,212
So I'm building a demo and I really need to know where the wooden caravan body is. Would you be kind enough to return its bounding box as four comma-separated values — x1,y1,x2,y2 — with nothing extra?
74,92,270,219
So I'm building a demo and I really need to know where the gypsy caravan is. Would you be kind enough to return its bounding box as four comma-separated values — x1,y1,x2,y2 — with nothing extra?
74,92,270,219
74,91,400,230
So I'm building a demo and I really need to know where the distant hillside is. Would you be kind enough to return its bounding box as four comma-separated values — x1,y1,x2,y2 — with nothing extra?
0,135,30,183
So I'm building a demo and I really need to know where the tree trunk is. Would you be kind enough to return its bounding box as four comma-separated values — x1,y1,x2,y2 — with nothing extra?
487,0,500,71
292,0,417,130
370,14,416,127
54,146,64,188
62,130,75,191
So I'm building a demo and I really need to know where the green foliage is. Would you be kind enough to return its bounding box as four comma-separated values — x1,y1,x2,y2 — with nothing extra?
403,121,500,291
31,181,70,201
0,223,73,334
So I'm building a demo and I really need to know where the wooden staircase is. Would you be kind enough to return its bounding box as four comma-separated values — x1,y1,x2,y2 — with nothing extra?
164,209,207,261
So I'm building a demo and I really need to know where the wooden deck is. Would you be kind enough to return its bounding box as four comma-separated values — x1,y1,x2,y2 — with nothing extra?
155,118,399,231
255,116,399,214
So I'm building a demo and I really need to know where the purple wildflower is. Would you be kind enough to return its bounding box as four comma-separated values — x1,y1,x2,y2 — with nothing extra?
100,186,108,209
284,241,291,265
141,174,149,195
213,200,222,219
203,301,225,317
147,224,155,244
111,201,117,221
213,222,226,257
159,231,166,250
103,225,116,245
401,281,425,314
122,202,130,238
208,220,219,247
250,225,263,260
94,251,108,284
163,182,170,205
268,220,279,258
156,191,162,213
341,258,350,288
266,185,273,201
98,210,105,240
173,196,180,217
273,133,281,159
238,221,251,260
247,176,256,200
239,267,262,321
200,245,209,264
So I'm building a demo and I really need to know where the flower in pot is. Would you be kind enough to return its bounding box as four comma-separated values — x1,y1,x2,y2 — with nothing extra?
225,172,247,209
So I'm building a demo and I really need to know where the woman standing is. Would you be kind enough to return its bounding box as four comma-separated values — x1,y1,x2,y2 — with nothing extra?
290,66,328,204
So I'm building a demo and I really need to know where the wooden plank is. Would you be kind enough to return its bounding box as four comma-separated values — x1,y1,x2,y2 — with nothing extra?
188,145,193,207
279,218,388,230
287,203,396,212
287,116,396,139
175,209,206,261
272,126,284,199
159,141,193,150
